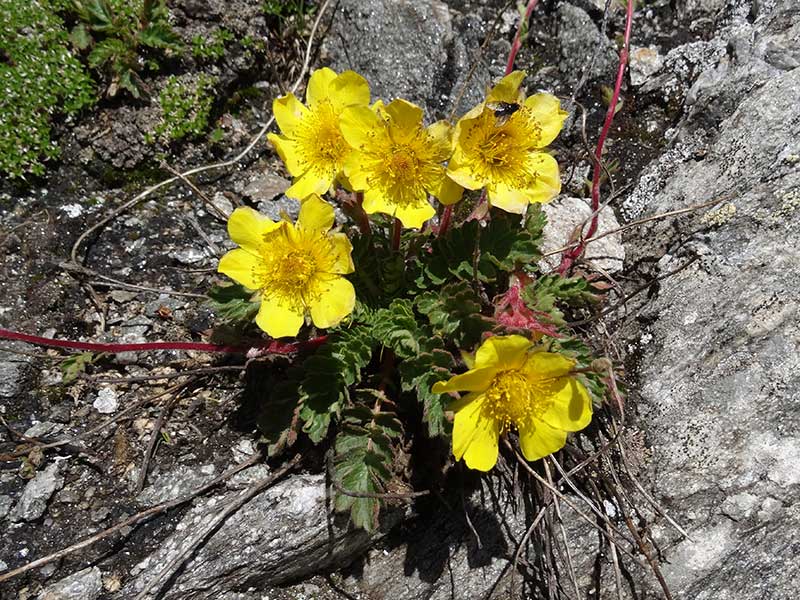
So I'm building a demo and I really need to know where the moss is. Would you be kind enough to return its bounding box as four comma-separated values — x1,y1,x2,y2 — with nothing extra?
0,0,95,178
150,73,219,143
191,28,234,60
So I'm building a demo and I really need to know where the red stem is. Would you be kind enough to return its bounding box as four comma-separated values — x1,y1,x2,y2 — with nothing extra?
558,0,634,275
0,327,327,355
505,0,540,75
438,205,454,237
391,218,402,251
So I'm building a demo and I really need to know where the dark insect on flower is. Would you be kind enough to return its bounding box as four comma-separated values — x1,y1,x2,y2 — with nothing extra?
486,101,520,126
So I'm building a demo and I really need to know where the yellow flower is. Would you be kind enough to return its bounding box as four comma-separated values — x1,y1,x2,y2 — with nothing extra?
432,335,592,471
446,71,568,214
340,98,463,229
267,68,370,199
217,195,356,338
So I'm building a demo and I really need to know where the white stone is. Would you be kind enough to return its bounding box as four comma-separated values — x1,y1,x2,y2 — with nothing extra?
539,197,625,273
93,388,119,414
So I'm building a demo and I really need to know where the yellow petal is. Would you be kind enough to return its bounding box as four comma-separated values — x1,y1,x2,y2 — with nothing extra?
306,67,337,107
217,248,260,290
452,394,500,471
474,335,532,370
328,232,355,274
394,201,436,229
525,152,561,204
487,183,530,214
518,419,567,462
285,170,331,200
524,93,568,148
427,120,453,150
227,207,281,253
524,352,576,379
539,378,593,432
384,98,424,132
343,151,370,189
487,70,526,105
328,70,371,111
308,276,356,329
433,173,464,206
267,133,304,176
272,92,309,136
255,297,305,338
298,194,335,232
340,106,382,150
446,157,484,190
432,366,497,394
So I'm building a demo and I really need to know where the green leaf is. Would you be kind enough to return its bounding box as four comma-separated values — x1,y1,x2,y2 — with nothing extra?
69,23,92,50
298,327,376,442
88,37,127,67
399,344,456,437
371,299,423,360
139,21,182,50
257,369,302,456
415,280,495,347
332,391,402,531
207,283,260,323
61,352,103,383
84,0,115,30
522,274,599,326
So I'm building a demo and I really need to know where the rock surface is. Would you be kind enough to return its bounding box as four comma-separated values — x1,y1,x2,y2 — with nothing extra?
616,0,800,596
124,474,388,598
37,567,103,600
9,462,65,523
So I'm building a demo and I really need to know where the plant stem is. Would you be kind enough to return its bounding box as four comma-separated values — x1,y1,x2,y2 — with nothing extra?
0,328,326,355
391,218,402,252
438,204,454,237
505,0,540,75
558,0,634,274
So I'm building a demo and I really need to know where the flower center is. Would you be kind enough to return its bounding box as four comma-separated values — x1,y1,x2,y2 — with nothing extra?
297,100,349,174
481,370,553,432
467,108,544,187
254,228,331,308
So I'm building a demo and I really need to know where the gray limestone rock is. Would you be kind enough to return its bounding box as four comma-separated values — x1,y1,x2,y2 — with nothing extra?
9,462,66,523
322,0,505,120
540,197,625,273
610,1,800,596
124,475,392,599
556,3,617,86
37,566,103,600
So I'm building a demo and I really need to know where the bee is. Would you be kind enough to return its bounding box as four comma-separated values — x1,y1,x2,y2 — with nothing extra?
486,101,520,126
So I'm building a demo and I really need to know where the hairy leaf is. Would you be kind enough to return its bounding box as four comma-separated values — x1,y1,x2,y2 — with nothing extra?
207,283,260,323
298,327,376,442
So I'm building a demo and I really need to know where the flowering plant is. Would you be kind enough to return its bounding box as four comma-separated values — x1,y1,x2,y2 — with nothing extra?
211,68,611,531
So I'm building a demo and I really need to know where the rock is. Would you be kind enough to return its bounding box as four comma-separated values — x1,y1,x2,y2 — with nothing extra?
137,464,218,507
92,388,119,414
0,494,13,519
0,342,34,400
322,0,503,119
241,172,290,203
124,475,394,599
556,3,617,85
23,421,59,439
10,462,66,522
37,566,103,600
629,45,664,86
610,1,800,596
539,197,625,273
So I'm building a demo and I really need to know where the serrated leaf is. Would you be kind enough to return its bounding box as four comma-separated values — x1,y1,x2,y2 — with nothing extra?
207,283,260,323
61,352,103,383
88,38,127,67
139,22,182,50
297,328,376,442
70,23,92,50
